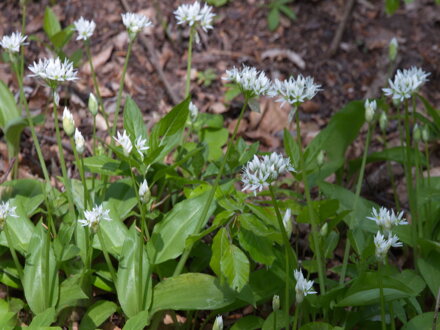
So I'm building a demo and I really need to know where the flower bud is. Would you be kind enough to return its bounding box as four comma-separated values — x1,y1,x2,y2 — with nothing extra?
88,93,98,116
379,112,388,132
189,102,198,122
139,179,151,203
54,92,60,106
213,315,223,330
75,128,86,154
422,126,429,143
364,99,376,123
413,124,421,142
317,150,325,167
283,208,292,239
62,107,75,137
320,222,328,237
272,295,280,311
389,37,398,62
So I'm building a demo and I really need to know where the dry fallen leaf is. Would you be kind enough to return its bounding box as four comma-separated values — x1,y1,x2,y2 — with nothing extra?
82,45,114,74
261,48,306,69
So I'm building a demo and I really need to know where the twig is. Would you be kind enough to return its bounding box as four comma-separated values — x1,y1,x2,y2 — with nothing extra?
0,157,16,184
433,287,440,330
328,0,356,57
119,0,180,105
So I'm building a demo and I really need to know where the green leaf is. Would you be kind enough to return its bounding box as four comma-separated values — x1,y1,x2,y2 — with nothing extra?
279,5,297,21
150,273,235,314
0,299,17,327
385,0,400,15
23,223,59,314
0,81,22,157
57,275,88,312
402,312,438,330
417,251,440,298
238,229,275,266
103,179,137,220
117,225,152,318
50,27,74,50
83,155,129,176
122,311,150,330
148,191,216,264
80,301,118,330
267,8,280,31
29,307,56,327
201,127,228,161
221,244,250,291
123,96,147,140
43,7,61,38
262,311,289,330
300,322,337,330
231,315,264,330
418,94,440,130
210,228,230,276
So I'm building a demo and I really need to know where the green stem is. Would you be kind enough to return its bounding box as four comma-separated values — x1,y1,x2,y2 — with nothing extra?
292,304,300,330
185,27,195,98
339,124,372,284
274,308,277,330
44,225,51,308
173,99,249,277
3,223,24,281
295,111,326,294
70,137,91,209
269,186,291,330
52,89,75,214
97,228,117,286
109,40,133,150
379,262,387,330
129,163,150,240
383,135,400,210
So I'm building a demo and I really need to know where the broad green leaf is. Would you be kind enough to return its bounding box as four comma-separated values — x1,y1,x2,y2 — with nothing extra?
0,81,22,157
103,179,137,220
123,96,147,140
238,229,275,266
79,300,118,330
231,315,264,330
116,225,152,318
279,4,297,20
43,7,61,38
4,117,26,158
417,251,440,298
284,128,300,169
1,179,45,217
402,312,438,330
50,27,73,50
23,223,59,314
0,299,17,327
262,311,289,330
267,8,280,31
210,228,230,276
300,322,338,330
148,191,216,264
29,307,56,327
201,127,228,161
122,311,150,329
150,273,235,313
57,275,88,312
385,0,400,14
83,155,129,176
221,244,250,291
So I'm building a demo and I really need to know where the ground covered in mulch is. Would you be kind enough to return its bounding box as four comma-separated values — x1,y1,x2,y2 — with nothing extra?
1,0,440,199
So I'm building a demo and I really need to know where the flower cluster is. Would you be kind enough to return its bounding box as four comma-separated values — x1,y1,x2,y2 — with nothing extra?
78,204,111,232
174,1,215,32
270,75,321,107
383,66,430,102
224,65,271,98
0,201,18,224
114,130,149,159
121,12,153,39
74,17,96,41
368,206,407,262
28,57,77,86
294,268,317,303
241,153,295,195
0,31,27,53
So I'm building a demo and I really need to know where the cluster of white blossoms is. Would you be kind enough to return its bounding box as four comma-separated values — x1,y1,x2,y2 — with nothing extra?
241,153,295,195
74,17,96,41
78,204,111,232
383,66,430,102
174,1,215,32
224,65,271,98
0,201,18,223
368,206,407,262
114,130,149,159
28,57,77,85
294,268,317,304
270,75,322,107
0,31,27,53
121,12,153,39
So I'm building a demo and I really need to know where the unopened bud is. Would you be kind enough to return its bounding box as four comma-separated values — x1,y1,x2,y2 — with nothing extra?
139,179,151,203
317,150,325,167
272,295,280,311
379,112,388,132
413,124,421,142
213,315,223,330
283,208,292,239
54,92,60,106
389,38,398,62
364,99,376,123
320,223,328,237
88,93,98,116
422,126,429,143
189,102,198,121
62,107,75,136
74,128,85,154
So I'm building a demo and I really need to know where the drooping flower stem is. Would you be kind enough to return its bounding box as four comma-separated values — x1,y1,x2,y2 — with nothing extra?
295,110,326,294
340,123,373,284
378,262,387,330
173,99,249,277
292,304,300,330
52,90,74,214
269,185,292,330
109,40,133,151
185,26,196,98
97,228,118,285
3,223,24,281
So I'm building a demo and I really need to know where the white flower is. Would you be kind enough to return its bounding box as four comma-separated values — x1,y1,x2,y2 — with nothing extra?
114,130,133,156
74,128,86,154
212,315,223,330
78,204,111,232
367,207,408,233
241,153,295,195
63,107,75,136
174,1,215,32
223,65,271,98
189,102,199,121
364,99,376,123
383,67,430,102
270,75,321,107
121,12,153,38
283,208,292,239
294,268,317,303
0,201,18,220
0,31,27,53
388,234,403,248
135,136,149,160
28,57,78,84
73,17,96,41
374,231,403,261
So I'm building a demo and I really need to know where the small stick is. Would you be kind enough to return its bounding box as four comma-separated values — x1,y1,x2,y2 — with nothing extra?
328,0,356,57
0,157,16,184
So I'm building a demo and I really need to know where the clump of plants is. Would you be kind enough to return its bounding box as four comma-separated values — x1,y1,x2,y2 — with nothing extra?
0,1,439,329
